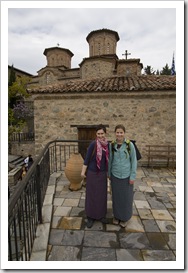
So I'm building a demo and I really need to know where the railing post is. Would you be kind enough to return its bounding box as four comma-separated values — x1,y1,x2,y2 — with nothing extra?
36,164,43,224
18,132,21,143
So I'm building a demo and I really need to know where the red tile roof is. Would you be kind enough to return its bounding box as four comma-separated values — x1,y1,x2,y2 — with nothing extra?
27,75,176,94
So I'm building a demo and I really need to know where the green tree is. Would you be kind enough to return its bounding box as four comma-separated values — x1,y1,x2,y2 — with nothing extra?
144,65,155,75
8,76,30,108
8,64,16,86
160,64,171,75
8,74,31,136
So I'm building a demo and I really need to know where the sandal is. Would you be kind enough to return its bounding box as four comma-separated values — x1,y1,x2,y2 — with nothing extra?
120,221,127,228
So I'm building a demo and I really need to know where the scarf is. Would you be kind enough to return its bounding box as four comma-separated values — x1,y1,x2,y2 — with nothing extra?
96,138,109,170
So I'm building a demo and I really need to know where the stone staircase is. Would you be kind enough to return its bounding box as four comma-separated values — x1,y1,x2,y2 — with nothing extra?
8,155,25,190
8,155,25,169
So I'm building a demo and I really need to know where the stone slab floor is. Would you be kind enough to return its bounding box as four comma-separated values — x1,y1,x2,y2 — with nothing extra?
31,167,176,262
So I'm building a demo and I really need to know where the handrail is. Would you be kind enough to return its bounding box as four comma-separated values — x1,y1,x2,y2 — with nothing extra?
8,139,92,261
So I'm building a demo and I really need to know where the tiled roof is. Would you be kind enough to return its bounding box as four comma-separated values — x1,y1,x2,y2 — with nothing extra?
43,47,74,57
27,75,176,94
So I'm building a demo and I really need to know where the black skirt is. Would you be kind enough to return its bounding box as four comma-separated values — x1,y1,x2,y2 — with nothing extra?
85,170,107,220
111,175,134,222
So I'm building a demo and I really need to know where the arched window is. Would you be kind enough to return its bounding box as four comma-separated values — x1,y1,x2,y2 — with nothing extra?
107,43,110,54
46,72,51,84
98,43,101,55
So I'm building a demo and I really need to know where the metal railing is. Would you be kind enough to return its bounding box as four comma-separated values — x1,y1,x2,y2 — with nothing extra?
9,132,35,142
8,139,90,261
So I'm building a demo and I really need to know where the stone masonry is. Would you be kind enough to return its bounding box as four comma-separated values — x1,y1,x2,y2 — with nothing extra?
33,91,175,158
27,28,176,160
28,28,143,87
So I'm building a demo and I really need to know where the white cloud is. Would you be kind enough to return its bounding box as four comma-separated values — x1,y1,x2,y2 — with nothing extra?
7,6,177,74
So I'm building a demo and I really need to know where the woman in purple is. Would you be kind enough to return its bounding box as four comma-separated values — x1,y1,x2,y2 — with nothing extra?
81,125,109,228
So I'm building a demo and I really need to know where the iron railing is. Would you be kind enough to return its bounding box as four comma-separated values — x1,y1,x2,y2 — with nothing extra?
9,132,35,142
8,139,90,261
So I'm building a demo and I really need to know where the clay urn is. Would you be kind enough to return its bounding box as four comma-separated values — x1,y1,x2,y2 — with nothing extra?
64,153,84,191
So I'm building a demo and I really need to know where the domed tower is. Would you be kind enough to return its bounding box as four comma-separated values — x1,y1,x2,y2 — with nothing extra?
86,28,120,57
43,47,74,69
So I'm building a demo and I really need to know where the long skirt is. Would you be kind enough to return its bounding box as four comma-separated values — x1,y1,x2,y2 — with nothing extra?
85,170,107,220
111,175,134,222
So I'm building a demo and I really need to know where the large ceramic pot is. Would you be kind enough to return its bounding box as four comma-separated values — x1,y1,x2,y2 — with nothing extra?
64,153,84,191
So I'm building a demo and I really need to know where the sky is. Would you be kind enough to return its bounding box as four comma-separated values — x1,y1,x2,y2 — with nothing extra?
1,1,186,271
7,3,177,75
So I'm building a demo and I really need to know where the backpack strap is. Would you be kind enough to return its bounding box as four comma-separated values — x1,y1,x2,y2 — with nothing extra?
125,139,131,155
111,139,131,159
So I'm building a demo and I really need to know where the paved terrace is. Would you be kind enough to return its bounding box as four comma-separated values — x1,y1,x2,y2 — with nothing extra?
30,166,176,262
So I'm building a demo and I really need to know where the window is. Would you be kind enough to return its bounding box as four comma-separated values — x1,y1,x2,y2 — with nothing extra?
46,72,51,84
107,43,110,54
98,43,101,55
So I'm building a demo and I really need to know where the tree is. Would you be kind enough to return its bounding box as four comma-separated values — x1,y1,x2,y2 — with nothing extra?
8,64,16,86
160,64,171,75
8,76,30,108
144,65,155,75
13,101,33,120
8,74,31,135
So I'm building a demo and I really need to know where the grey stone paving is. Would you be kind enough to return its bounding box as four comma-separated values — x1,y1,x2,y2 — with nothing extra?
30,167,176,262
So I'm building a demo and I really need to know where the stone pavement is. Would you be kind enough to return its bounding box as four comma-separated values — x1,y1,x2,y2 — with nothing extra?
30,166,176,262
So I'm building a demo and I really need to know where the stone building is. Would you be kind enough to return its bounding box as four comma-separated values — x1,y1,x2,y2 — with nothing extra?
8,65,33,79
28,28,143,87
27,28,176,161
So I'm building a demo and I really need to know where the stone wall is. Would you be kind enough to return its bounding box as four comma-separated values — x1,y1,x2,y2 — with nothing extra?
117,61,142,76
8,166,23,187
81,58,116,79
10,142,35,158
88,32,117,56
33,91,176,161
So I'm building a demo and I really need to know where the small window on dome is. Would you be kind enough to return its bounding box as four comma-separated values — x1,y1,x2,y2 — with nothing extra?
98,43,101,55
46,72,51,84
107,43,110,54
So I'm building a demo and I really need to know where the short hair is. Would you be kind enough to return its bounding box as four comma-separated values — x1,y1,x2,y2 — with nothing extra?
96,124,106,133
114,124,126,133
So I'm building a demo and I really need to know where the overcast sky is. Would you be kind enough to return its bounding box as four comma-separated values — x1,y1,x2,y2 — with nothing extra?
1,2,185,270
7,3,177,75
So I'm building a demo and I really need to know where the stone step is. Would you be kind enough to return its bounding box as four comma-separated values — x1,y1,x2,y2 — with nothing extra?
8,155,25,169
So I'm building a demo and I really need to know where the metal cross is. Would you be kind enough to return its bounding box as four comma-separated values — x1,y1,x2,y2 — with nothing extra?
122,50,131,60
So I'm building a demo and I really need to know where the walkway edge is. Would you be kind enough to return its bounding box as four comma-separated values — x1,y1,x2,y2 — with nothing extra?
30,172,62,261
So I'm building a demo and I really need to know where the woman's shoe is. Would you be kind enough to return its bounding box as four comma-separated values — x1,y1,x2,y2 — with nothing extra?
119,221,127,228
113,218,119,225
86,218,94,228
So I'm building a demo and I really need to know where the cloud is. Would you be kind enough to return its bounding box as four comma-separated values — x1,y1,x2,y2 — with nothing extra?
8,7,176,74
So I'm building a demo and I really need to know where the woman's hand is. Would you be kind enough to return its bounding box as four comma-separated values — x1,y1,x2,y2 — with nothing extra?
129,180,134,185
81,172,86,179
81,165,87,179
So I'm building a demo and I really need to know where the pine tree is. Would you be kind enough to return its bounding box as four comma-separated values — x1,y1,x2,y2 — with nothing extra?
160,64,171,75
8,64,16,86
144,65,155,75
